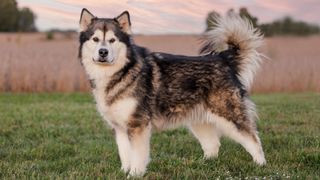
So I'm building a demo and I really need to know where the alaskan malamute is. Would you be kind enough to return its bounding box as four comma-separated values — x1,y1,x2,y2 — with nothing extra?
78,9,266,177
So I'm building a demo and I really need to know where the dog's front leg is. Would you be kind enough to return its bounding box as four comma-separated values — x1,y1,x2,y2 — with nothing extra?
115,128,131,173
128,123,152,177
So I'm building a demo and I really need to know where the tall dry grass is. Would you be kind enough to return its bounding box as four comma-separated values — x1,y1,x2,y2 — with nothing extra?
0,33,319,92
254,36,320,92
0,33,88,92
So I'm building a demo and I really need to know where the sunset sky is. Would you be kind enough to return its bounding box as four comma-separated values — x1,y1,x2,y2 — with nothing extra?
17,0,320,34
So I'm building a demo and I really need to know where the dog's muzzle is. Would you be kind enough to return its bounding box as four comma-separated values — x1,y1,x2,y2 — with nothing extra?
94,48,114,64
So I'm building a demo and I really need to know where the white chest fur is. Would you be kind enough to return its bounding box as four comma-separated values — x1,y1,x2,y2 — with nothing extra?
92,81,137,129
82,53,136,129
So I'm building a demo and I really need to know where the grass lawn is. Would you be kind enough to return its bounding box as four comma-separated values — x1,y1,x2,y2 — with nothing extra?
0,93,319,179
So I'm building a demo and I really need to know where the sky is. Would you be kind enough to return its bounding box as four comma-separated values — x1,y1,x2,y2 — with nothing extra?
17,0,320,34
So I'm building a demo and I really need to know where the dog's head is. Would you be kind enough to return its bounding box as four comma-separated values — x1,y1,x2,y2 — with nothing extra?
79,9,131,67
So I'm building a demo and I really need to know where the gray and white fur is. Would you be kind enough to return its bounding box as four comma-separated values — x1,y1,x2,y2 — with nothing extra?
78,9,266,177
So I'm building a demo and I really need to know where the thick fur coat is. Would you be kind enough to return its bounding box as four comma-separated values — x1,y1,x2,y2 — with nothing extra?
78,9,266,177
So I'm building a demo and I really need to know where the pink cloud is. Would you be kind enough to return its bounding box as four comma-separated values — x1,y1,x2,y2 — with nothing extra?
17,0,320,34
255,0,294,13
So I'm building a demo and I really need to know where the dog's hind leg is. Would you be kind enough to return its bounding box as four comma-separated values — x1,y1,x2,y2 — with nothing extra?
115,128,131,173
128,123,152,177
207,93,266,165
216,117,266,165
189,122,221,159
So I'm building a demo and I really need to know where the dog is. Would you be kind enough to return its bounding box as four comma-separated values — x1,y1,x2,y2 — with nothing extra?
78,8,266,177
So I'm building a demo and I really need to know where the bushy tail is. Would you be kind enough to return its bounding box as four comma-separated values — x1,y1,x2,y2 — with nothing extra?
200,13,264,89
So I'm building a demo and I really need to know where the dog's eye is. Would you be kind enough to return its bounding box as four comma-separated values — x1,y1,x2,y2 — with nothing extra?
93,37,99,42
109,38,115,43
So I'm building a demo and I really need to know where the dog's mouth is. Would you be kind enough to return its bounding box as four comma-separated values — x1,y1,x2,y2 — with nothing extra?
93,58,114,65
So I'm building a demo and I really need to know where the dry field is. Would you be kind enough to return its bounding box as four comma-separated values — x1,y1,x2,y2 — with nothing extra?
0,33,319,92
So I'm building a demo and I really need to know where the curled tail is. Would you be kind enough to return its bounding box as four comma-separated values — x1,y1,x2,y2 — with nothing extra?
200,13,264,89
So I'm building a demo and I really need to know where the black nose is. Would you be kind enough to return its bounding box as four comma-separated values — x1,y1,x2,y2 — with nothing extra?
99,48,108,58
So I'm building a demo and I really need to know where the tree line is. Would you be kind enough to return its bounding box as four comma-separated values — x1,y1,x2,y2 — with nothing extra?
206,8,320,37
0,0,36,32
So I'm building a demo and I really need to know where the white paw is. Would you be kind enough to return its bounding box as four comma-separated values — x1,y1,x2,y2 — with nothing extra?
128,167,146,178
204,153,218,159
254,155,266,165
203,148,219,159
121,164,130,173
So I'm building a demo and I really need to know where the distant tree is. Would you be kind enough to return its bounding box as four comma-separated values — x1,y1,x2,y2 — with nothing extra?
0,0,19,31
18,7,37,32
205,8,258,30
260,16,320,36
0,0,37,32
46,31,54,40
204,7,320,37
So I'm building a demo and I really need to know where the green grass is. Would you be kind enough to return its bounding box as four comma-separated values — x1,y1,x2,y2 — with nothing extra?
0,93,319,179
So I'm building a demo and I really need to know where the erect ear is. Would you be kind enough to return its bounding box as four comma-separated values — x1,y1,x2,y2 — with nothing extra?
115,11,131,34
79,8,95,31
